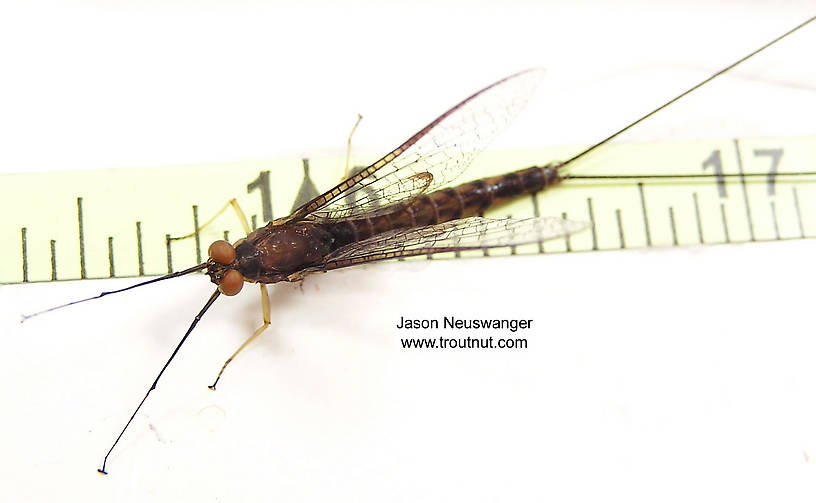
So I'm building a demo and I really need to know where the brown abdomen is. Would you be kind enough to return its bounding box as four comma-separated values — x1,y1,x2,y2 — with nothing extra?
322,164,562,252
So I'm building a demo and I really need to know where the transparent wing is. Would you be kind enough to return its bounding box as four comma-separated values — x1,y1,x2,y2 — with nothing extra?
284,69,545,223
321,216,588,270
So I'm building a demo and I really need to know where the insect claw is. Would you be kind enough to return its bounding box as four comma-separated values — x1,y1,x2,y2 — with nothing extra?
97,468,108,475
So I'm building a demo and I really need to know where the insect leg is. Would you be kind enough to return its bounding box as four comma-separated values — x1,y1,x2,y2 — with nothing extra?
208,283,271,390
342,113,363,181
171,199,252,241
229,199,252,235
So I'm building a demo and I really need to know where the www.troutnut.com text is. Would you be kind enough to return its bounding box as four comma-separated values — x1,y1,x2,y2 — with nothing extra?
397,316,532,350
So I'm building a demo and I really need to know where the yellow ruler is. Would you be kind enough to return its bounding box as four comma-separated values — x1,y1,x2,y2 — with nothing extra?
2,135,815,285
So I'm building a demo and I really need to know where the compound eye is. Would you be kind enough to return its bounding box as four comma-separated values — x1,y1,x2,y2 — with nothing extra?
208,240,235,265
218,269,244,296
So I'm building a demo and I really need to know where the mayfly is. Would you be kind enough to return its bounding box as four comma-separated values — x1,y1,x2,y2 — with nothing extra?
23,15,816,474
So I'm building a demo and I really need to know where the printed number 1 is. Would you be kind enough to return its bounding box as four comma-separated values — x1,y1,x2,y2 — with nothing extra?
247,171,273,222
702,150,727,198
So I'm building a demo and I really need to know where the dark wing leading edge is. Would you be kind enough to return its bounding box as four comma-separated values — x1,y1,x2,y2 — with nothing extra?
283,69,545,223
318,217,589,271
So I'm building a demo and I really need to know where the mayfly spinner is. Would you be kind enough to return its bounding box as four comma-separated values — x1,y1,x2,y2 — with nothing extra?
23,15,816,474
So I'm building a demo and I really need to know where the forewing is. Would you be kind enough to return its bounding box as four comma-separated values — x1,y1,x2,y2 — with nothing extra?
321,216,588,270
284,69,545,223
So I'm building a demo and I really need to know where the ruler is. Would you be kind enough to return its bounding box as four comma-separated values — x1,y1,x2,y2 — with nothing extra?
2,135,815,285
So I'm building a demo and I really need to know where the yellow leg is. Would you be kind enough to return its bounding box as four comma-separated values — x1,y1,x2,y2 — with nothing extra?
208,284,271,390
343,114,363,181
172,198,252,241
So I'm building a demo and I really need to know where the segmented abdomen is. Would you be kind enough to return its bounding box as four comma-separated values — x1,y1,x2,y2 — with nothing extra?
321,164,562,252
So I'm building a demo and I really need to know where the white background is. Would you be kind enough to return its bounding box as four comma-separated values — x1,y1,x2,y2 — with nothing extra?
2,1,816,502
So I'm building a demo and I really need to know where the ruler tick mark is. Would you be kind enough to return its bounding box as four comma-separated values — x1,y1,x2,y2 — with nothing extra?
136,222,144,276
21,227,28,283
637,183,652,246
733,139,755,241
108,237,115,277
561,211,572,251
769,201,781,240
720,203,731,243
531,192,544,253
692,192,704,244
668,207,678,246
793,187,805,238
50,240,57,281
77,197,86,279
508,214,518,254
587,197,598,251
165,234,173,274
615,209,625,249
193,205,201,264
480,207,489,257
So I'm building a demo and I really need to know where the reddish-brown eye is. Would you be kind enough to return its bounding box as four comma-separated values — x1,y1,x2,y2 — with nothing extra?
208,240,235,265
218,269,244,296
